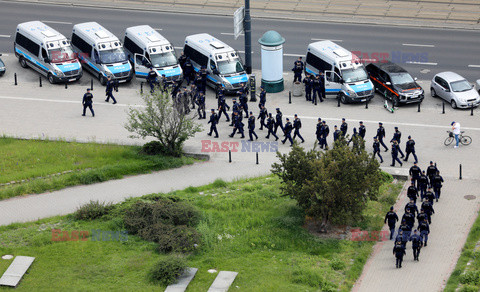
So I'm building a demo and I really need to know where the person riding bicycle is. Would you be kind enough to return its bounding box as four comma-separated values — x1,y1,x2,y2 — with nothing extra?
451,121,461,148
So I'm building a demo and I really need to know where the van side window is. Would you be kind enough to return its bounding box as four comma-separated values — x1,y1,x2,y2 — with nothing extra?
93,49,100,63
71,33,92,55
184,45,208,68
306,52,331,73
15,32,40,56
435,76,447,89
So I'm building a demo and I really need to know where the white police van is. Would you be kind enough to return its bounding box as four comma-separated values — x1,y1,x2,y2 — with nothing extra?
71,22,132,85
124,25,182,82
305,40,374,103
183,33,248,93
14,21,82,84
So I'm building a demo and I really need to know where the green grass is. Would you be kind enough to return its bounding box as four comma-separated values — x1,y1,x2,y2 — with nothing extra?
0,137,196,200
444,210,480,292
0,176,404,291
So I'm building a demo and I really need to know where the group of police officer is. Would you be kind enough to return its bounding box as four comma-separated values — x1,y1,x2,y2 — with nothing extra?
385,162,444,268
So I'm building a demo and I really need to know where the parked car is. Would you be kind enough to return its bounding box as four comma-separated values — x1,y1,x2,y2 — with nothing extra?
366,61,424,105
476,79,480,95
430,72,480,109
0,54,5,76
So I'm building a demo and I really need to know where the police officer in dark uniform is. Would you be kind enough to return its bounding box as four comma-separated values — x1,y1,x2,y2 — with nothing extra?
348,128,359,147
418,171,428,200
391,127,405,158
373,137,383,163
247,112,258,141
274,108,284,135
303,74,313,101
292,57,304,82
316,118,322,145
417,208,428,225
230,98,240,126
194,71,203,91
432,171,444,202
390,140,403,167
320,120,330,150
105,77,117,104
377,122,388,151
189,84,197,109
333,125,342,142
312,75,324,104
258,104,268,130
216,85,225,100
195,91,206,119
405,199,419,216
239,87,249,118
393,240,406,268
207,109,219,138
421,198,434,224
424,187,436,206
358,121,366,139
259,86,266,109
229,111,245,138
409,162,422,188
384,206,399,240
265,113,279,141
292,114,305,143
409,230,423,261
147,67,158,93
402,208,415,231
404,136,418,163
398,220,411,246
181,88,190,114
418,219,430,246
217,94,230,122
82,88,95,117
407,181,419,204
282,118,294,146
178,51,187,71
184,58,193,85
200,66,208,93
426,161,439,187
340,118,348,137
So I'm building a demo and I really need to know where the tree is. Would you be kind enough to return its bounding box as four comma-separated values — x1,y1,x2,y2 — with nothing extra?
125,85,202,156
271,136,382,232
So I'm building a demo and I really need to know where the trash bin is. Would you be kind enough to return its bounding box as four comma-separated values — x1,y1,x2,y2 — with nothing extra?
292,81,302,97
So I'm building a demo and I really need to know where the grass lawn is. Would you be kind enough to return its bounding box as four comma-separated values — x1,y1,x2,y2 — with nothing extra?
444,210,480,292
0,137,196,200
0,175,404,291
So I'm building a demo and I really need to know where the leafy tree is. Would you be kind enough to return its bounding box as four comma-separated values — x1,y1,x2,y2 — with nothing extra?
125,85,201,156
272,136,382,232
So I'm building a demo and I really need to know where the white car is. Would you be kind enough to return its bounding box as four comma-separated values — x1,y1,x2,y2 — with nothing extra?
430,72,480,109
476,79,480,95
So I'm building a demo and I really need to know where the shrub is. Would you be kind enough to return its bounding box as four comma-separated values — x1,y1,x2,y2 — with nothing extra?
141,141,168,156
379,171,394,183
157,225,201,253
74,200,113,221
330,257,346,271
148,255,187,286
211,179,228,188
460,271,480,285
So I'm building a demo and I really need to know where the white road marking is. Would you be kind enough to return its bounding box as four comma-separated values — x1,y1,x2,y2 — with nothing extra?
402,43,435,47
238,51,254,54
41,20,73,24
221,32,243,36
284,53,304,57
311,38,343,42
153,28,163,31
174,46,183,50
0,35,11,38
405,61,438,66
468,65,480,68
0,96,145,108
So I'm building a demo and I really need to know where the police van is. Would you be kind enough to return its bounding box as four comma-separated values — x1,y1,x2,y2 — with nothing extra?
124,25,182,82
71,22,132,85
183,33,248,93
305,40,374,103
14,21,82,84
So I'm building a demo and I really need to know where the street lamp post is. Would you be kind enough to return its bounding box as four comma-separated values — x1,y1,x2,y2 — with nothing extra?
244,0,252,74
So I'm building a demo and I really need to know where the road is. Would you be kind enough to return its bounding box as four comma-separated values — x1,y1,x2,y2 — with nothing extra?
0,0,479,82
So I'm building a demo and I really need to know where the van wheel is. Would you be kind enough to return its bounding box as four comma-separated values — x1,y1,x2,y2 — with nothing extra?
47,73,55,84
340,94,347,104
431,88,437,97
19,57,28,68
99,75,107,86
451,100,457,109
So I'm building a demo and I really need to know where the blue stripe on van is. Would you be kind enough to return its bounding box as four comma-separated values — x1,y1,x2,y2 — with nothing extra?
157,66,182,78
56,62,81,73
15,47,49,73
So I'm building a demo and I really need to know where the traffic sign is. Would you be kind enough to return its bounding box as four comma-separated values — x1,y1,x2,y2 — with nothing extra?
234,6,245,40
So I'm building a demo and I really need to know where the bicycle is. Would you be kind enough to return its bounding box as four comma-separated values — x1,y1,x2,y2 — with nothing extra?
444,131,472,146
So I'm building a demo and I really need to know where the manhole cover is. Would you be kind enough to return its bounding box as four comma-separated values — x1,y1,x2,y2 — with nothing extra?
420,69,430,74
2,255,14,260
464,195,476,200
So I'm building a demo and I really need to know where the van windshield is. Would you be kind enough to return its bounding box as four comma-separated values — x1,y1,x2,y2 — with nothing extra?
217,59,244,75
391,73,415,85
150,52,178,68
341,67,369,83
99,48,127,64
49,47,76,63
451,80,472,92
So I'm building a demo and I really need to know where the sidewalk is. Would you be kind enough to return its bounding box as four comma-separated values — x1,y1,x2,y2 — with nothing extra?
6,0,480,29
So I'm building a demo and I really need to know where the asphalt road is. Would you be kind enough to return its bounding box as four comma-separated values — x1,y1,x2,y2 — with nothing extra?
0,0,479,82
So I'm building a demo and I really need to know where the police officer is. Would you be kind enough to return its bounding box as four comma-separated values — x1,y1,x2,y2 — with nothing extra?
147,67,158,93
265,113,279,141
393,240,406,268
229,111,245,138
161,74,169,92
316,118,323,145
407,181,419,204
426,161,438,187
418,171,428,200
320,120,330,150
348,128,359,147
402,208,415,231
282,118,294,146
194,71,203,91
358,121,366,139
432,171,444,202
258,104,268,130
384,206,399,240
178,51,187,71
373,137,383,163
409,162,422,188
207,109,219,138
377,122,388,151
409,230,423,261
248,112,258,141
230,98,240,126
216,85,225,100
333,125,342,142
418,218,430,246
189,84,197,109
390,140,403,167
312,75,324,104
292,114,305,143
184,57,193,85
217,93,230,122
105,76,117,104
82,88,95,117
259,86,267,109
181,88,190,114
424,187,436,206
274,108,284,135
421,198,434,224
303,74,313,101
238,87,249,118
399,220,411,246
391,127,405,158
417,208,428,225
200,66,208,93
405,199,419,216
404,136,418,163
195,91,206,119
340,118,348,137
292,57,304,82
395,230,404,247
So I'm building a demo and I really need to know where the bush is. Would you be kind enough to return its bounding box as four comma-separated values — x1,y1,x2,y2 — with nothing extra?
379,171,394,183
460,271,480,285
141,141,168,156
157,225,201,253
74,200,113,221
148,255,187,286
330,257,346,271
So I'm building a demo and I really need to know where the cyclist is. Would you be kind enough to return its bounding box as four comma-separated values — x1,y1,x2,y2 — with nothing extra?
451,121,461,148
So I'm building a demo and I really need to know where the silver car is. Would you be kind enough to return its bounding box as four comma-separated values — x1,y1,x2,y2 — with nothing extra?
431,72,480,109
476,79,480,95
